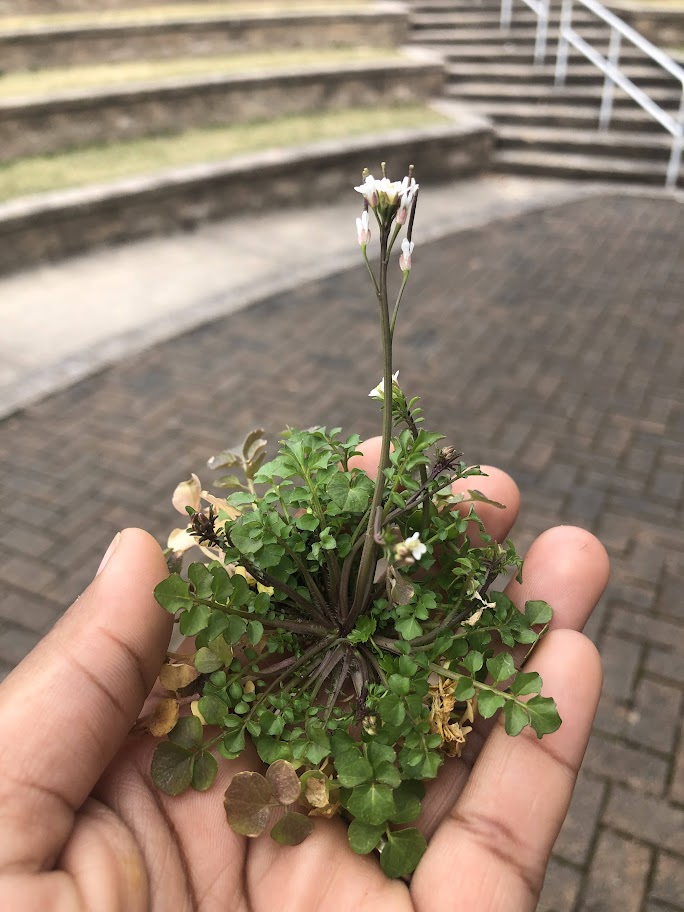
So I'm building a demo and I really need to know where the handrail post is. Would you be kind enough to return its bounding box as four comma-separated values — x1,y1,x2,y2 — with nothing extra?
555,0,573,85
534,0,550,65
666,87,684,187
599,27,622,129
501,0,513,31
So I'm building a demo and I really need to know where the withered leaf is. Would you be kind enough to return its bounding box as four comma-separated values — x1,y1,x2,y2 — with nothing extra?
302,773,329,809
389,567,415,606
159,661,200,693
224,771,274,837
270,812,315,846
265,760,301,806
147,697,180,737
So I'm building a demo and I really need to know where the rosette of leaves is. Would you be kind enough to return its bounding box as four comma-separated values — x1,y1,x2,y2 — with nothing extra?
149,163,560,880
151,422,560,879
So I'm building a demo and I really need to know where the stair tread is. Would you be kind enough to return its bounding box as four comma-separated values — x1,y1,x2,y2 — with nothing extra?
496,148,669,173
446,82,682,102
497,124,672,147
446,63,672,79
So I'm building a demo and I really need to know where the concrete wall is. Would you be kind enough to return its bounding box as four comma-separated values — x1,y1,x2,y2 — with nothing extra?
609,2,684,47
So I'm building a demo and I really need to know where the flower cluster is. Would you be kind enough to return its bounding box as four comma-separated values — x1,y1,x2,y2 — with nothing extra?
354,164,419,269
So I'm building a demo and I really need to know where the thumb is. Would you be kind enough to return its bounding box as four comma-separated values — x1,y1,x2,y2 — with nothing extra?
0,528,172,871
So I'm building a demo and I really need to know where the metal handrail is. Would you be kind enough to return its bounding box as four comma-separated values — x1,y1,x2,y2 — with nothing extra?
555,0,684,186
500,0,551,63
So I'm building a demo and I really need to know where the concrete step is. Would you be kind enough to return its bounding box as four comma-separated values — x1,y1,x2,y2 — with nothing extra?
497,124,674,160
0,5,407,71
0,55,443,163
445,80,682,109
495,147,677,184
411,27,612,45
475,100,665,132
441,43,650,65
411,11,596,28
446,61,674,87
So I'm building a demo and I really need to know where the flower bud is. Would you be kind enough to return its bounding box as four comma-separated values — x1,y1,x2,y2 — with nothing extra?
399,238,414,272
356,210,371,247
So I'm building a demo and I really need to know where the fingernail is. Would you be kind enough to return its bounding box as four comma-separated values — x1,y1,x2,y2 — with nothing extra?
97,532,121,576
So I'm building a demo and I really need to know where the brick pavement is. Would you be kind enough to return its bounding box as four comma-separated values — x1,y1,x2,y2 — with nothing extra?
0,193,682,910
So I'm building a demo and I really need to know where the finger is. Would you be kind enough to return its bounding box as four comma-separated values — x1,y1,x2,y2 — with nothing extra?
413,629,602,912
418,525,609,835
0,528,172,871
350,436,521,544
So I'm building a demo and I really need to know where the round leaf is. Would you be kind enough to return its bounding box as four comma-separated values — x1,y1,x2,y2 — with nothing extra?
380,827,427,879
154,574,192,613
146,697,180,737
346,782,396,826
266,760,301,806
192,751,218,792
168,715,203,750
224,771,274,837
335,750,374,788
525,599,553,625
270,812,315,846
477,689,506,719
151,742,194,796
194,647,223,674
159,661,199,693
503,701,529,736
348,818,385,855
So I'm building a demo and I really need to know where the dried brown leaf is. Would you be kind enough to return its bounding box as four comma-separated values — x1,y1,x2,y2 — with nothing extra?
265,760,301,806
159,661,200,693
224,771,274,837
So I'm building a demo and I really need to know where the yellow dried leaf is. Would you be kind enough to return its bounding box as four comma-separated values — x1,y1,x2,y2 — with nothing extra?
159,661,200,692
190,700,207,725
147,698,180,737
303,776,329,809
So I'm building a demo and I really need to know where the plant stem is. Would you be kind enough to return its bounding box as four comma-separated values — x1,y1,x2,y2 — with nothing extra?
349,227,393,627
194,596,329,637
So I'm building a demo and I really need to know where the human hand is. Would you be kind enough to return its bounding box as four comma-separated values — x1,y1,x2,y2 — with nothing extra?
0,445,608,911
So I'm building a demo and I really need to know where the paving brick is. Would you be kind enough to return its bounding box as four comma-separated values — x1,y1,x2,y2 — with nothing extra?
0,586,60,634
671,730,684,806
604,784,684,857
627,678,682,755
656,573,684,623
538,857,582,912
650,852,684,907
583,733,668,795
578,829,651,912
0,624,41,666
609,608,684,654
645,648,684,686
600,633,642,699
554,770,606,866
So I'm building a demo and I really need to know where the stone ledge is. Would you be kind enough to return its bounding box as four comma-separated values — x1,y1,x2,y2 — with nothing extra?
0,53,445,162
0,102,494,276
0,4,407,71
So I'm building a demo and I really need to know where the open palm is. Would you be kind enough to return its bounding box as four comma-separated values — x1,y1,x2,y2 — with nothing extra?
0,448,608,911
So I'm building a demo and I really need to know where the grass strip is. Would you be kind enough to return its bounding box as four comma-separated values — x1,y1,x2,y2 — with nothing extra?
0,47,397,99
0,1,367,32
0,104,448,203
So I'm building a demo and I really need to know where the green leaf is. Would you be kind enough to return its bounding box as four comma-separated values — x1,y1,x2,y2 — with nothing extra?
510,671,543,697
388,674,410,696
295,513,320,531
194,647,223,674
389,782,423,824
525,600,553,626
380,828,427,879
346,782,397,825
247,620,264,646
526,695,562,737
154,574,193,613
335,750,374,788
326,472,374,513
347,616,376,645
477,689,506,719
192,751,218,791
188,563,213,599
225,616,248,644
255,735,292,765
304,722,331,765
466,489,506,509
463,651,484,675
395,617,422,641
224,771,274,837
378,693,405,727
504,701,529,736
486,654,516,684
151,741,194,796
398,656,418,677
210,565,233,603
168,715,203,750
259,711,285,737
270,812,314,846
198,695,228,726
348,819,385,855
207,634,233,666
453,677,475,701
179,603,211,637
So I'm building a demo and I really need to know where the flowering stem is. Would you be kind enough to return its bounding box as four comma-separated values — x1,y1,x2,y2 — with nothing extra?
390,272,409,339
349,227,393,628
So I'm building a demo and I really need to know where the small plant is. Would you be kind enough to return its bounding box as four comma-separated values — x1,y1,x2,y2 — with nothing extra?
148,164,560,879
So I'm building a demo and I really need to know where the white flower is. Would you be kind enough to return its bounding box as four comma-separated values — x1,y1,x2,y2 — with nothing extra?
396,177,419,225
404,532,427,561
368,370,400,401
354,174,379,208
394,531,427,565
399,238,414,272
354,174,404,209
356,210,371,247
